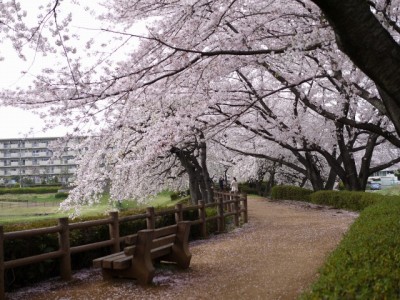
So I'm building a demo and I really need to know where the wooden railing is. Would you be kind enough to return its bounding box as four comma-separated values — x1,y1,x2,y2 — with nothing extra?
0,191,247,299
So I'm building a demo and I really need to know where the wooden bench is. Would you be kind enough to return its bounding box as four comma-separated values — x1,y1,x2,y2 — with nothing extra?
93,221,191,284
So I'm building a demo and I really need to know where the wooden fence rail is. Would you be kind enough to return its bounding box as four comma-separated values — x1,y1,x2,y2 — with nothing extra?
0,192,247,299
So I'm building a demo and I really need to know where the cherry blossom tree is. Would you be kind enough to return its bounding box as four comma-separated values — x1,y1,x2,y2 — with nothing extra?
309,0,400,135
2,0,400,209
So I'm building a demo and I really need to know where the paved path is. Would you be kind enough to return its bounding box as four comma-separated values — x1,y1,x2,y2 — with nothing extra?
7,197,358,300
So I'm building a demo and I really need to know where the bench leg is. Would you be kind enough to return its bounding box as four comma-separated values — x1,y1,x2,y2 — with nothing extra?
130,229,156,285
171,222,192,269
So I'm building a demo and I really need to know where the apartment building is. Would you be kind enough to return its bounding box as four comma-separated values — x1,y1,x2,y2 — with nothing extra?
0,137,78,186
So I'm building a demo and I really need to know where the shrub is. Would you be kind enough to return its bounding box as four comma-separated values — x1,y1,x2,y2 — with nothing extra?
302,198,400,299
238,182,259,195
170,190,188,201
271,185,313,202
310,190,387,211
0,186,60,195
54,192,69,199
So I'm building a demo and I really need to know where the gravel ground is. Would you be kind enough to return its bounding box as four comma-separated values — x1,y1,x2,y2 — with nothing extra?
6,197,358,300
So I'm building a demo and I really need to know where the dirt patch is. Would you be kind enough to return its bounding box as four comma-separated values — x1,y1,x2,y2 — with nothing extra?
6,198,358,300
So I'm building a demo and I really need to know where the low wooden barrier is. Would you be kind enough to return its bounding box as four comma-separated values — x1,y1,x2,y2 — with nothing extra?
0,192,247,299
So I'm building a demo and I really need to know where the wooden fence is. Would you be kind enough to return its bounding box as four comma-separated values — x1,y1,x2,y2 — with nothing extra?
0,191,247,299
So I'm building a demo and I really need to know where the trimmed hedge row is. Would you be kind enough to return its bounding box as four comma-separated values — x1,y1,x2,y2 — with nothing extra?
0,186,61,195
310,190,386,211
301,199,400,299
271,186,390,212
271,185,313,202
239,182,260,195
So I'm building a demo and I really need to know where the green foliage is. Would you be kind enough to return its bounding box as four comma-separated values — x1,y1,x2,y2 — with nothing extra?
238,182,259,195
302,199,400,299
376,184,400,196
205,207,218,234
338,181,345,191
170,190,189,201
54,192,69,199
0,186,60,195
271,185,313,202
310,190,386,211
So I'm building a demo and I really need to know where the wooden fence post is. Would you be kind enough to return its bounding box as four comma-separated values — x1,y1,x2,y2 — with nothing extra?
0,226,5,300
198,201,207,238
58,218,72,281
109,211,120,253
175,203,183,223
234,195,240,226
146,207,155,229
225,193,230,212
241,193,248,223
217,197,225,233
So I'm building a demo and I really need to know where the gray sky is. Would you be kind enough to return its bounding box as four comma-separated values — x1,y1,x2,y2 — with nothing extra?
0,2,101,139
0,1,147,139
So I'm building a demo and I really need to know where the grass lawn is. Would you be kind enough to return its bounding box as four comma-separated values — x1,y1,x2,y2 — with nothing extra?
375,185,400,196
0,193,62,202
0,191,182,225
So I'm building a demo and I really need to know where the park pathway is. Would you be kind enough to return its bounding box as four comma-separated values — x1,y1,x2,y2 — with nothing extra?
7,197,358,300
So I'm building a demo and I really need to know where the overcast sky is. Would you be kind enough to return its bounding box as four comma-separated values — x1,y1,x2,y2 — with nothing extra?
0,1,106,139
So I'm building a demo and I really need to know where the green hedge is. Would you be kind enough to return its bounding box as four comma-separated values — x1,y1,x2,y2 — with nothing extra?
54,192,69,198
0,186,60,195
271,186,388,212
238,182,259,195
271,185,313,202
302,198,400,299
310,190,386,211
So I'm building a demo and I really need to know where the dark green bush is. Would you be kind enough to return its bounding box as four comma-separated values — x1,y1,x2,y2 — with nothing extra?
0,186,60,195
271,185,313,202
238,182,259,195
310,190,386,211
302,198,400,299
54,192,69,198
170,190,189,201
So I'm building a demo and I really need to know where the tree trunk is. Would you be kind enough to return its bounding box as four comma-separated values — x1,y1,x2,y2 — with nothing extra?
296,152,325,191
170,136,214,205
199,134,214,203
186,168,202,205
311,0,400,135
358,133,379,190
